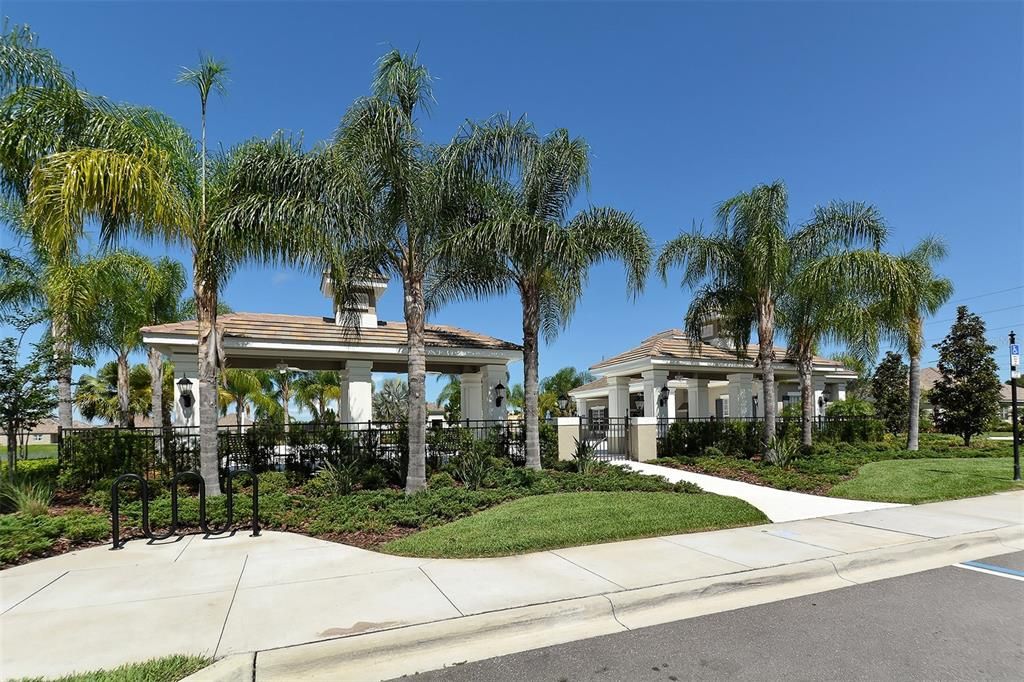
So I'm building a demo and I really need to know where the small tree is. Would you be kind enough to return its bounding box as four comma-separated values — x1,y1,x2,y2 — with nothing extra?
872,351,909,434
0,337,58,481
929,306,1002,446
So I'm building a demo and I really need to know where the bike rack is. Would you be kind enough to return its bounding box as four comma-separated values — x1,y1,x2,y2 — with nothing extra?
111,469,260,550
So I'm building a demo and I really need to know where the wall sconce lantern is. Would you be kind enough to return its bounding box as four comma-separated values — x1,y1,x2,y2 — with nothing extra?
494,382,507,407
658,386,669,407
752,394,759,413
557,394,569,412
177,376,194,410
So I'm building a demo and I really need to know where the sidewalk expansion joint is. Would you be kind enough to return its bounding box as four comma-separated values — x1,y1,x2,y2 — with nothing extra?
171,534,196,562
2,570,68,615
214,554,249,659
549,550,627,591
419,566,465,617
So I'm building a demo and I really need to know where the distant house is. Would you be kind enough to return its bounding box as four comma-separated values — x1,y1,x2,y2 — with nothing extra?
0,417,90,446
920,367,1016,422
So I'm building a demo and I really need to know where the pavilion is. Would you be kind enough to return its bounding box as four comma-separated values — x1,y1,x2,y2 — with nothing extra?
141,276,523,427
569,319,857,422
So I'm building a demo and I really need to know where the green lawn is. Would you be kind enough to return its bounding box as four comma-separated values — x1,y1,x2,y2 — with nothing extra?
382,491,768,558
13,655,209,682
829,457,1024,504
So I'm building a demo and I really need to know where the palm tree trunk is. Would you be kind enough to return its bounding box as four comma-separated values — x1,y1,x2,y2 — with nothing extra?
116,352,132,428
281,383,290,428
907,323,922,451
235,399,243,429
799,354,814,447
404,272,427,493
522,283,541,470
758,298,778,450
195,274,221,497
52,317,73,431
148,347,163,432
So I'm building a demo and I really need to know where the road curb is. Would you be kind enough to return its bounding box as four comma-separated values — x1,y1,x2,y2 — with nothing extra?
182,653,255,682
250,526,1023,680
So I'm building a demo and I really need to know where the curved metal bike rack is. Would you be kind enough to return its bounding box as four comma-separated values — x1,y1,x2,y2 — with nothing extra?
111,469,260,550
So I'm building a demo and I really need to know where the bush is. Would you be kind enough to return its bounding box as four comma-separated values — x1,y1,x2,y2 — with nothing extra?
571,438,598,475
0,509,108,565
450,440,496,490
428,472,457,488
0,479,53,516
1,457,59,488
257,471,289,494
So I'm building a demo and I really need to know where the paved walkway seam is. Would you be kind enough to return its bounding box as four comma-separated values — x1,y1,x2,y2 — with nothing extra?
1,570,68,615
418,566,465,617
549,550,628,591
171,534,196,562
214,555,249,659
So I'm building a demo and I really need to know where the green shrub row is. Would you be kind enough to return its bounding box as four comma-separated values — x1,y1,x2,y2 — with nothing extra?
657,417,885,459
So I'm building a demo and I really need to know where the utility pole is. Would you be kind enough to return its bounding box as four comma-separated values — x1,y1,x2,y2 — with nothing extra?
1010,331,1020,482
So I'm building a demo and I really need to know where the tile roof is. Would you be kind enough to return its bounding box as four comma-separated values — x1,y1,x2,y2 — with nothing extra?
142,313,521,352
590,329,849,371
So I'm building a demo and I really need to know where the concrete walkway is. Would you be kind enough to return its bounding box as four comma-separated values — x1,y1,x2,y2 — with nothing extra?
2,492,1022,680
618,460,904,522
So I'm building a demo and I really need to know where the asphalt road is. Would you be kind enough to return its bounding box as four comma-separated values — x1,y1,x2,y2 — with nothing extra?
407,551,1024,682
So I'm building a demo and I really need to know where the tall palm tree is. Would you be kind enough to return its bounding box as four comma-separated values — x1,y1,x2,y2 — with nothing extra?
658,181,890,451
879,238,952,450
436,375,461,422
373,378,409,423
0,25,170,430
431,117,651,469
778,202,889,446
218,368,262,428
258,369,300,427
293,371,342,422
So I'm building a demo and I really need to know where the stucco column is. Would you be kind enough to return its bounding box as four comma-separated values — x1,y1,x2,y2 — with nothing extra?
813,377,827,416
346,360,373,423
460,371,483,421
727,373,754,418
607,376,630,419
686,379,710,418
556,416,581,461
480,364,508,421
642,369,669,419
171,356,198,427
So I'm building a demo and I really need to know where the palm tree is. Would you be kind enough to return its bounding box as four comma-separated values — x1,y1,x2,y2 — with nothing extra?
436,375,461,422
88,252,187,428
74,361,157,425
0,25,167,430
778,202,890,446
878,238,953,450
218,368,262,428
373,378,409,423
431,117,651,470
507,383,525,415
658,181,890,451
257,369,300,427
293,371,342,422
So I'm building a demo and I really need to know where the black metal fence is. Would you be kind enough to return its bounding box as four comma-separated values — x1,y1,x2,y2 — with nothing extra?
58,419,526,487
655,415,884,458
580,416,630,460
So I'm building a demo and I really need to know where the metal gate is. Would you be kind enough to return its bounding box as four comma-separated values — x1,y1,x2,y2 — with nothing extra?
580,416,630,461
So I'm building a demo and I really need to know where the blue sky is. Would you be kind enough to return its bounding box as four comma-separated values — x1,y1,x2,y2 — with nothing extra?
2,0,1022,406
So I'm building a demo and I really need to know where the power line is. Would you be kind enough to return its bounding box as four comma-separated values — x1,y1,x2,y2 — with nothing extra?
946,284,1024,305
926,304,1024,327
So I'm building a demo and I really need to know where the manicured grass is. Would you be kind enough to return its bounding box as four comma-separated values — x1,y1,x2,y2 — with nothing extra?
13,655,210,682
828,457,1024,504
382,491,768,558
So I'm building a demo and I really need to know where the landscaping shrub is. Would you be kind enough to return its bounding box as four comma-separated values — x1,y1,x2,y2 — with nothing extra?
450,440,497,490
0,479,53,516
428,471,457,488
0,509,107,565
571,438,598,475
0,457,59,488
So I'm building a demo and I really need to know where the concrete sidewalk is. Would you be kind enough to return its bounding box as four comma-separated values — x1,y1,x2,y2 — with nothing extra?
1,492,1022,680
618,460,905,521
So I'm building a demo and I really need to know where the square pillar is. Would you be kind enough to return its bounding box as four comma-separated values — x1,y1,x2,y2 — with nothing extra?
346,360,373,423
727,373,754,418
607,377,630,419
556,417,581,461
686,379,710,418
481,364,508,421
642,369,669,419
460,372,483,421
170,356,198,427
813,378,827,416
629,416,659,462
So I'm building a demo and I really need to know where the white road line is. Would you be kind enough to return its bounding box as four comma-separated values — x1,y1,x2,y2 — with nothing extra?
954,563,1024,582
